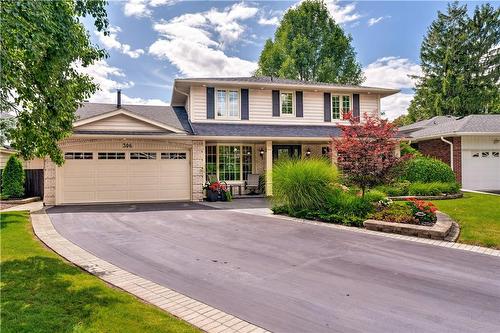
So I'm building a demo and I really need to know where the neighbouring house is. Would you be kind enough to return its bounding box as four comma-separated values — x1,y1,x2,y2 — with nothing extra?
40,76,399,205
400,115,500,191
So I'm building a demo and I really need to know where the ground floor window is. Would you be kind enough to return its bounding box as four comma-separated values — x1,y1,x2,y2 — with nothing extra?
206,144,253,182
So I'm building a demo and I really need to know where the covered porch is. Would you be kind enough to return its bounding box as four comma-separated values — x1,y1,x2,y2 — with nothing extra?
202,139,337,198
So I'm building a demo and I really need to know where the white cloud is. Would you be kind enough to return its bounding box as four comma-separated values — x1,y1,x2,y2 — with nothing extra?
123,0,179,17
149,39,257,77
75,60,167,105
364,56,421,89
258,16,280,26
363,57,421,119
149,3,258,77
124,0,151,17
95,26,145,58
381,93,414,120
324,0,361,24
367,16,390,26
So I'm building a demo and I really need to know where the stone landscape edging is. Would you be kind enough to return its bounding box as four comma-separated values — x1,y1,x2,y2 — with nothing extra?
363,211,454,240
0,196,41,205
389,193,463,201
261,209,499,256
30,208,270,333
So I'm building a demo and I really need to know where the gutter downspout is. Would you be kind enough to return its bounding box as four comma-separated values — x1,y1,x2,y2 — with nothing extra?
440,137,453,171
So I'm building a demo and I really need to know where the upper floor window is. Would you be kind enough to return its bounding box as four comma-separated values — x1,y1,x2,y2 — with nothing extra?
280,92,294,115
332,95,351,120
216,89,239,118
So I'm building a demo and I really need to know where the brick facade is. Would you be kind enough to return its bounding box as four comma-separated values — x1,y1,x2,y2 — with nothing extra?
416,137,462,185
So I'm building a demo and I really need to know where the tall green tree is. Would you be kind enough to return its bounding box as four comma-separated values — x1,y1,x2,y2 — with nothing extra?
256,0,363,85
408,2,499,121
0,0,108,165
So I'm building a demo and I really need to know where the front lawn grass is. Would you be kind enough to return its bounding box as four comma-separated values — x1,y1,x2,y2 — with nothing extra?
431,192,500,249
0,211,200,333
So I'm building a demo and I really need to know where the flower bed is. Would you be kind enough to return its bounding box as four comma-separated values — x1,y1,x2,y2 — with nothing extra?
364,211,455,240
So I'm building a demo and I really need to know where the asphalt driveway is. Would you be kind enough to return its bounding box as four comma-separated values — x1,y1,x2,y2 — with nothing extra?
48,202,500,333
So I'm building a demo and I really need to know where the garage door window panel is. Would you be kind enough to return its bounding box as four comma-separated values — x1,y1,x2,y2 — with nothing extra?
65,152,93,160
161,152,187,160
130,152,157,160
98,152,125,160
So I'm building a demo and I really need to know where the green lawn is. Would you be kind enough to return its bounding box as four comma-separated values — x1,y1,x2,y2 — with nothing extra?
431,192,500,249
0,211,200,333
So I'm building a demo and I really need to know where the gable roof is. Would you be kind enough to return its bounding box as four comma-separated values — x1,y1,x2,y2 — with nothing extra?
172,76,400,105
407,115,500,140
74,103,192,134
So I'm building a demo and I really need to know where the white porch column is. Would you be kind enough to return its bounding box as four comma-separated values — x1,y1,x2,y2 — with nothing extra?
265,140,273,196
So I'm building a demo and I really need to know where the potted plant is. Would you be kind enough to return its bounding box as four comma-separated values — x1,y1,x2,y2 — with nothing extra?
203,180,229,202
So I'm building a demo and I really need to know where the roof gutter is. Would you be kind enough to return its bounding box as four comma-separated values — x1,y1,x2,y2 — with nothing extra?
440,136,453,171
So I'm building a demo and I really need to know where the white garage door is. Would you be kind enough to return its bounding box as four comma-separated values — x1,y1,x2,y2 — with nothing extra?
462,150,500,191
58,151,190,204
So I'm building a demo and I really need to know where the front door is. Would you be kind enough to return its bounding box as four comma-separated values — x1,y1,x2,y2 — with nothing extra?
272,145,302,161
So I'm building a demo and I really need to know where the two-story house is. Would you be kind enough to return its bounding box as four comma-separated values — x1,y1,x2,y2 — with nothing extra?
42,76,399,205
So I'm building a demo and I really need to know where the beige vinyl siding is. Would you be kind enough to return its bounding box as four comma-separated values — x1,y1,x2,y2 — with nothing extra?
1,151,44,170
190,84,381,123
75,114,167,132
360,94,380,121
190,85,207,121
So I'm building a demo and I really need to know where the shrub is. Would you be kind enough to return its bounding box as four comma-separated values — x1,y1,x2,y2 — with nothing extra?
400,142,422,157
364,190,387,203
1,155,25,199
370,204,417,224
272,158,338,210
399,157,456,183
408,182,460,196
374,181,410,196
326,190,374,217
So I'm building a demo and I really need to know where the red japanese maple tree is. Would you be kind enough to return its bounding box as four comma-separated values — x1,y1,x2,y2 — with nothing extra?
331,112,402,196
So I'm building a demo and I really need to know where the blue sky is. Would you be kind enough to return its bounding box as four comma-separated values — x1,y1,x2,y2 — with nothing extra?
81,0,493,119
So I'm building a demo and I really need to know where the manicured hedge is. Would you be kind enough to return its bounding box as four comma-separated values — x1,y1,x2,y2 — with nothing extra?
399,157,456,183
1,155,25,199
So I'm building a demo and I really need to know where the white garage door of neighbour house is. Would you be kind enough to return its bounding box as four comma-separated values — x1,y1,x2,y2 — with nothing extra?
58,151,190,204
462,150,500,191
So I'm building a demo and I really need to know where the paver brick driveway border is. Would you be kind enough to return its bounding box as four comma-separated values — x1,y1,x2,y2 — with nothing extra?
30,208,270,333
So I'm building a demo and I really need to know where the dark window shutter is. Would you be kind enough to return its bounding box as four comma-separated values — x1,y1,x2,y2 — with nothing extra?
324,92,331,122
206,87,215,119
241,88,249,120
272,90,280,117
353,93,360,122
296,91,303,117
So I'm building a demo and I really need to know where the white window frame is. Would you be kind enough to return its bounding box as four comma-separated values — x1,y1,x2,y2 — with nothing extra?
331,94,352,120
215,88,241,119
205,143,254,183
280,91,295,116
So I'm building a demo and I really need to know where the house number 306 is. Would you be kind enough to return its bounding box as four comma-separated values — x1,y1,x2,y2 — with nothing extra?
122,143,133,148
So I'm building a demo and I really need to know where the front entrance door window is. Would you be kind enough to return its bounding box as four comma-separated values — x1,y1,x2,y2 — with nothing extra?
272,145,301,161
